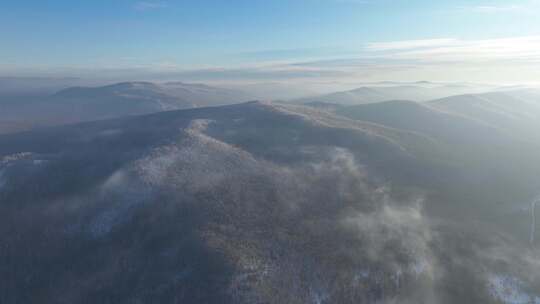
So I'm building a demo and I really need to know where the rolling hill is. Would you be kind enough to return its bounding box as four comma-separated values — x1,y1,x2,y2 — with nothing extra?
1,101,540,303
0,81,253,133
429,89,540,142
294,82,501,105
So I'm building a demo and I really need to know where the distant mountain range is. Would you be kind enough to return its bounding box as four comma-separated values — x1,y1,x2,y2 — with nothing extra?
294,82,506,105
0,81,254,133
0,76,91,96
2,78,535,135
430,89,540,142
1,99,540,303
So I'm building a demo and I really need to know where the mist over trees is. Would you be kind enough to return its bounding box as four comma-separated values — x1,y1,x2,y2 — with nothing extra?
3,0,540,302
1,97,540,303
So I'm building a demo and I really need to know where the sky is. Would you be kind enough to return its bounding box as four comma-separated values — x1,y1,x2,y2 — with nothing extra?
1,0,540,84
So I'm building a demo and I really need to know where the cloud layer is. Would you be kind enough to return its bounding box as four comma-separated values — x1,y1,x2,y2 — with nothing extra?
5,35,540,85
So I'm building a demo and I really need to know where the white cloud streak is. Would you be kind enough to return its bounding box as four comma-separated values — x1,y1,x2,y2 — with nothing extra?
456,0,540,14
6,36,540,84
458,4,524,13
366,39,459,51
370,36,540,63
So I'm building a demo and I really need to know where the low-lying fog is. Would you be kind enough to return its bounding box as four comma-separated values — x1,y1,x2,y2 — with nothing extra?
1,77,540,303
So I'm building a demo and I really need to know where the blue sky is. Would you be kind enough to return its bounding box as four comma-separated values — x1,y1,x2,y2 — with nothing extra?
1,0,540,83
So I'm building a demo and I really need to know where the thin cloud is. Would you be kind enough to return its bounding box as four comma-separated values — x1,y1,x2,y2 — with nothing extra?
456,1,540,13
381,36,540,63
277,36,540,83
366,39,459,51
7,36,540,84
134,1,167,11
458,4,523,13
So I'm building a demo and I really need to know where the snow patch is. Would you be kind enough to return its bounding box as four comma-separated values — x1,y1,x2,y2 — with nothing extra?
186,119,214,134
100,170,128,191
88,169,150,238
1,152,33,164
488,274,540,304
1,152,47,167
